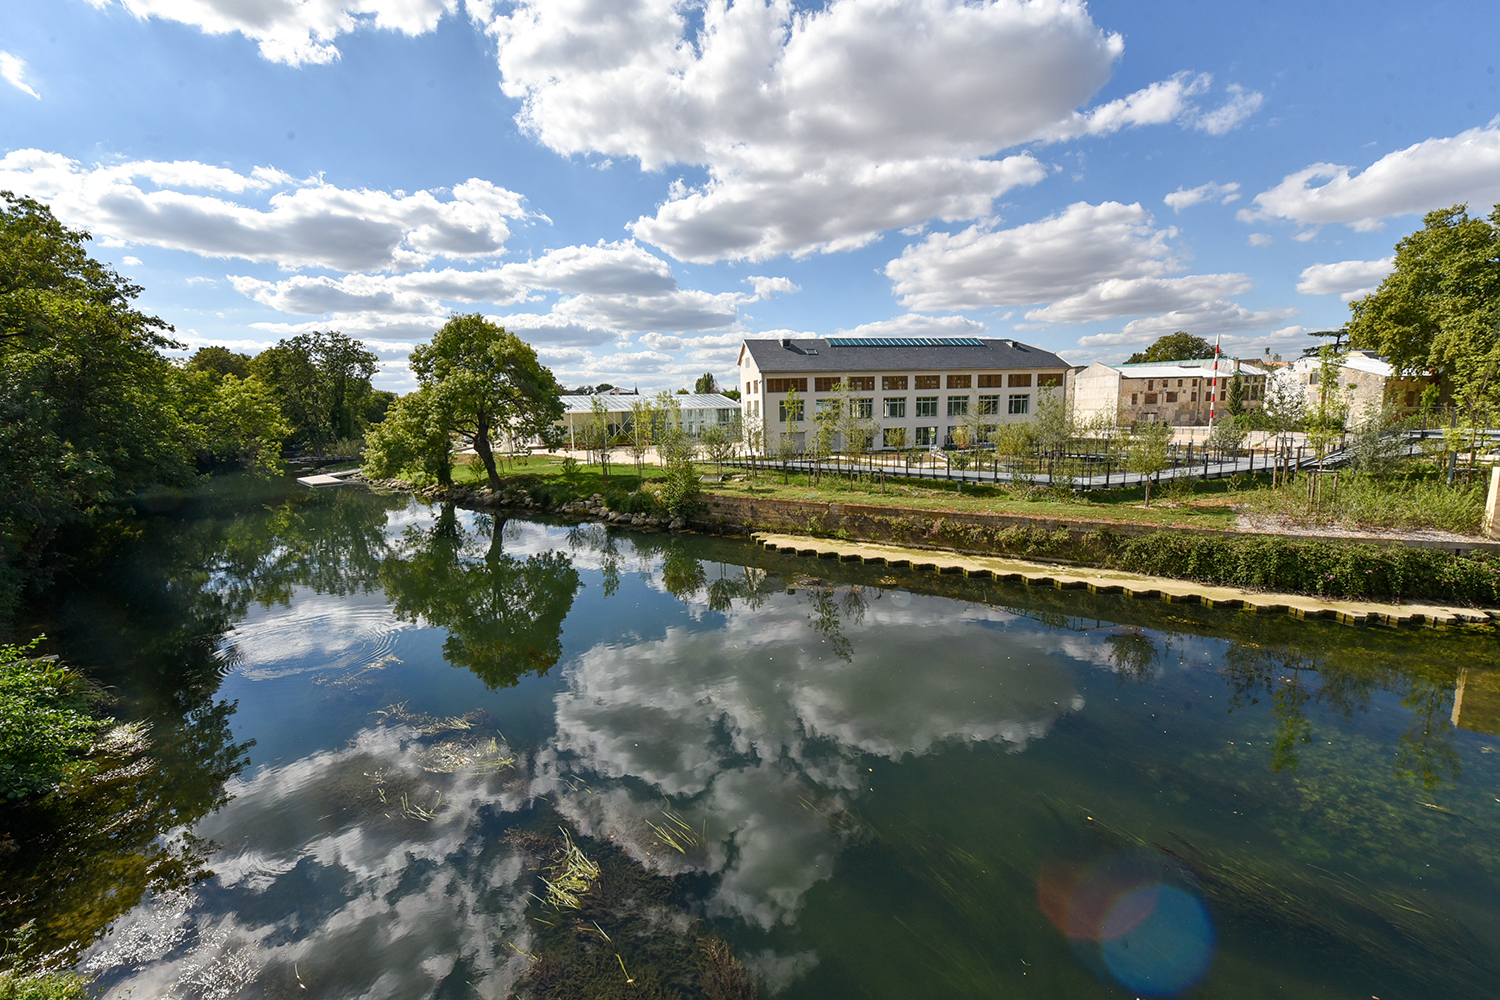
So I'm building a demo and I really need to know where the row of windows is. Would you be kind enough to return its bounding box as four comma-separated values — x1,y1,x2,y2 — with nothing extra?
751,373,1061,394
877,426,1009,448
780,394,1030,421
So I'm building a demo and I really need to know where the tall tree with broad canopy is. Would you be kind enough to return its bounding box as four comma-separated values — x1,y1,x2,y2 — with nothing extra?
0,192,194,604
1347,204,1500,424
250,330,379,453
1125,331,1216,364
410,314,563,490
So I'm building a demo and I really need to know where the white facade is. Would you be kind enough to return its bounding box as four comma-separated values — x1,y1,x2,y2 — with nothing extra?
738,337,1070,451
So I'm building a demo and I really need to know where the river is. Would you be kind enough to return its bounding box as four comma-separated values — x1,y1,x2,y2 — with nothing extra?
9,476,1500,999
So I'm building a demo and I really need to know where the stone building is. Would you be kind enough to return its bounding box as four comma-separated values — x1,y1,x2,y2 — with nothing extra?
1067,358,1268,427
1273,351,1433,426
736,336,1071,450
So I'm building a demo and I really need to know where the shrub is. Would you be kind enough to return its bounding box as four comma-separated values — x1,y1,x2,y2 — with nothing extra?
658,462,703,517
0,640,107,800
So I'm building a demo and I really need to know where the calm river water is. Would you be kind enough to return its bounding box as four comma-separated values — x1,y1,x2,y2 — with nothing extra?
14,478,1500,999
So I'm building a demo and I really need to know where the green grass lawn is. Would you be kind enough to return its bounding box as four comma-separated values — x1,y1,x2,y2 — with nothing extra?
450,454,1250,529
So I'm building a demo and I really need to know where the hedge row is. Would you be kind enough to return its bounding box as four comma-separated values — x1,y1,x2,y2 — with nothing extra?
926,522,1500,606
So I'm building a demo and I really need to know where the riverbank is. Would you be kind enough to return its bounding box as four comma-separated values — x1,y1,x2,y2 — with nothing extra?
360,472,1500,611
752,533,1498,629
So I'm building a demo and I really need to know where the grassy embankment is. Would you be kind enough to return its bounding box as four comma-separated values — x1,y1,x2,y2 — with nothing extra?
450,453,1490,535
441,455,1500,607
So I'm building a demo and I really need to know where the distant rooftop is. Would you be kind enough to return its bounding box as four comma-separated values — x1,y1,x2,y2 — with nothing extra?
559,392,739,414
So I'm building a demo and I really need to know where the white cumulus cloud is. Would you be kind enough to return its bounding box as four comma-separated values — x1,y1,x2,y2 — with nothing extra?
1295,256,1395,301
1241,119,1500,230
0,51,40,99
480,0,1241,263
103,0,459,66
0,149,531,272
1164,180,1240,212
885,201,1180,312
745,275,800,299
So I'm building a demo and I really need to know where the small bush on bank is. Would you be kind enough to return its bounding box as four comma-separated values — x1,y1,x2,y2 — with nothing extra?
658,462,703,517
0,640,108,801
0,970,88,1000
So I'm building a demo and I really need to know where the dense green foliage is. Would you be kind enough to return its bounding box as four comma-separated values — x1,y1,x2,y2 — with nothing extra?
0,641,105,800
0,193,196,607
378,314,564,490
1347,204,1500,419
248,330,380,453
1125,331,1215,364
0,971,87,1000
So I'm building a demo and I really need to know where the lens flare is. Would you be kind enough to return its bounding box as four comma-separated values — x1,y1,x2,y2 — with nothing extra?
1038,850,1215,996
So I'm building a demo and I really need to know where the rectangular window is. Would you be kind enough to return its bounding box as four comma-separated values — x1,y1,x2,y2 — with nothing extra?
847,376,875,391
1008,373,1033,388
947,396,969,416
915,396,938,417
977,373,1004,388
947,374,972,389
752,400,760,416
978,394,1000,415
1190,392,1197,402
853,397,874,419
1147,380,1155,391
883,427,907,448
766,378,806,393
815,398,839,416
814,376,842,392
1037,373,1063,388
753,380,759,393
1165,392,1177,403
779,399,804,422
1176,379,1183,387
1144,393,1158,404
914,426,937,447
1008,394,1030,415
884,397,907,418
882,375,908,390
915,374,941,389
1131,393,1138,405
946,426,960,445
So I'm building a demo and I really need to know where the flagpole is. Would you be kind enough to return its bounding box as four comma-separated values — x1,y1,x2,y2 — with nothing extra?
1206,333,1222,443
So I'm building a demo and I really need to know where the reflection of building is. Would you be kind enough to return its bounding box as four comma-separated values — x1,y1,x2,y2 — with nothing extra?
737,336,1071,450
1068,358,1268,427
556,392,741,446
1452,668,1500,736
1274,351,1434,426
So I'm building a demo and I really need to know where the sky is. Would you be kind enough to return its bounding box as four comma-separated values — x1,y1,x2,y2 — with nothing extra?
2,0,1498,393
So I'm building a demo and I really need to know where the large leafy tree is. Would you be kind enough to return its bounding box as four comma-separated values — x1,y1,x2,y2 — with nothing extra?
1346,204,1500,414
0,192,194,601
250,330,379,453
410,314,563,490
363,386,454,486
1125,331,1215,364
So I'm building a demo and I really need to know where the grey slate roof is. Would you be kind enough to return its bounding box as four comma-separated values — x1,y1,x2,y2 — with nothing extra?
739,337,1070,374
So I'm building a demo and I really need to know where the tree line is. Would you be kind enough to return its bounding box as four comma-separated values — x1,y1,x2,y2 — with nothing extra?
0,192,394,615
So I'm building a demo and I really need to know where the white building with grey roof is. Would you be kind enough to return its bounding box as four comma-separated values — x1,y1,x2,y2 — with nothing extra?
737,336,1071,450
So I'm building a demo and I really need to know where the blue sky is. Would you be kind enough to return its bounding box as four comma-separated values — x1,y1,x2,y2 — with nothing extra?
3,0,1498,392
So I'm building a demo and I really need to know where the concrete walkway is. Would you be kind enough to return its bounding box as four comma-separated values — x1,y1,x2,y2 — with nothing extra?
751,532,1499,629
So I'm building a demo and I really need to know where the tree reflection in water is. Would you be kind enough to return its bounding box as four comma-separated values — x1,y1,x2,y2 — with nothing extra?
379,505,581,689
1222,639,1460,787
